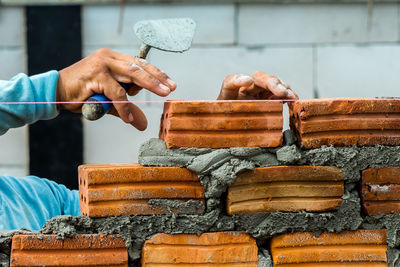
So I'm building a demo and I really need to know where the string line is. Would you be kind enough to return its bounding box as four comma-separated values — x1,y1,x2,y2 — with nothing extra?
0,98,398,104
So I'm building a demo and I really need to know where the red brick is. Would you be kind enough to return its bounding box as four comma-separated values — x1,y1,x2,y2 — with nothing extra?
271,229,387,266
362,167,400,215
159,100,283,148
227,166,344,214
289,98,400,149
10,234,127,266
141,231,258,266
79,163,204,217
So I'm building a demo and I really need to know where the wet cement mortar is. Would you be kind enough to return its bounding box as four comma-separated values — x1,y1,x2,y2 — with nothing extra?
2,131,400,266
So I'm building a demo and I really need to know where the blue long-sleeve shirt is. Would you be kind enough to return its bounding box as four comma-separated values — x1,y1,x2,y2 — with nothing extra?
0,71,80,230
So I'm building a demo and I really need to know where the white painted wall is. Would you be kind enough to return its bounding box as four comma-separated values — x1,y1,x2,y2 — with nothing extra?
0,6,28,177
1,3,400,175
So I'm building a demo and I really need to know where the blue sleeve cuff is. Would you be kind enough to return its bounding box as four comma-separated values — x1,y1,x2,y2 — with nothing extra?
29,70,60,121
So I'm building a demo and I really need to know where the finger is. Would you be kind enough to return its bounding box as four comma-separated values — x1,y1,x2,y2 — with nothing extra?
287,88,299,100
127,84,142,96
112,53,177,91
109,103,148,131
251,71,290,98
99,73,132,123
218,74,254,100
107,59,171,97
135,58,177,91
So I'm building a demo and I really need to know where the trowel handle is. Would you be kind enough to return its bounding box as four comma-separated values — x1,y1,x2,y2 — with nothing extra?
81,83,130,121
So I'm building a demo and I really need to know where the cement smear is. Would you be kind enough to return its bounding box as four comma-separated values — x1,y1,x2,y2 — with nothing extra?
2,135,400,266
258,248,273,267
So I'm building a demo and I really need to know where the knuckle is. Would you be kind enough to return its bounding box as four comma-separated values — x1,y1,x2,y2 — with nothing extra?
95,48,111,56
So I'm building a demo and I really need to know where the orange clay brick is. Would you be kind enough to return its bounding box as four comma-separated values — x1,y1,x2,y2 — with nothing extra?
271,229,387,266
289,98,400,149
10,234,127,267
362,167,400,215
159,100,283,148
227,166,344,214
79,163,204,217
141,231,258,266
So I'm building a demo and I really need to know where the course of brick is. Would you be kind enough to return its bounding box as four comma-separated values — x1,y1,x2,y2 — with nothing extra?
227,166,344,214
79,163,204,217
159,100,283,148
289,98,400,149
271,229,388,266
141,231,258,266
10,234,128,266
362,167,400,215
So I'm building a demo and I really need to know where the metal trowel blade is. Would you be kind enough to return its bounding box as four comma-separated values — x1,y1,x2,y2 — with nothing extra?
134,18,196,53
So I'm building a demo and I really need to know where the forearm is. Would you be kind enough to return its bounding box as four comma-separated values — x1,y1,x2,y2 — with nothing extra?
0,71,59,135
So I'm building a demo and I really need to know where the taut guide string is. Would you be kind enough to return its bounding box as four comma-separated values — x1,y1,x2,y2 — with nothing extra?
0,98,398,105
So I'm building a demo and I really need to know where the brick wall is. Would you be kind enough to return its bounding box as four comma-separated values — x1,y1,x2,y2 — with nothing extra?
3,98,400,266
0,7,28,177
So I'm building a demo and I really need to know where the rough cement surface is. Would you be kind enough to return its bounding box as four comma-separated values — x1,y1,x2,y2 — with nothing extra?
258,248,273,267
0,230,34,267
387,249,400,267
148,199,205,214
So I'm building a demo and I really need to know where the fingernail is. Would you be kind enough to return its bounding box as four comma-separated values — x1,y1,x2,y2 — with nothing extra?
159,83,171,94
128,112,134,122
278,84,288,92
166,78,177,88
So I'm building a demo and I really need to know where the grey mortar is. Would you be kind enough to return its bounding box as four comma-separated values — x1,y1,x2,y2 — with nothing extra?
258,248,273,267
0,230,34,267
2,135,400,266
387,248,400,267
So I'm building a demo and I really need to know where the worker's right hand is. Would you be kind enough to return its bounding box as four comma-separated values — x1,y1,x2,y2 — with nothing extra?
56,48,177,131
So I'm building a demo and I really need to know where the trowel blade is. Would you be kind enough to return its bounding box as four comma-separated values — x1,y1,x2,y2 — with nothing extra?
134,18,196,53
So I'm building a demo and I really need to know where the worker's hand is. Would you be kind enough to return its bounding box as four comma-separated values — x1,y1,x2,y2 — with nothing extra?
217,71,298,100
56,48,177,131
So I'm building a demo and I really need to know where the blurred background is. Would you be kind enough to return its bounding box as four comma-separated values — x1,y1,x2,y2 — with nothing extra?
0,0,398,189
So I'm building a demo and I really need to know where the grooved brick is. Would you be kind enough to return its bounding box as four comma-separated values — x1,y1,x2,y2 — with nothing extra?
10,234,127,266
159,100,283,148
271,229,387,266
141,231,258,266
227,166,344,214
289,98,400,149
79,163,204,217
362,167,400,215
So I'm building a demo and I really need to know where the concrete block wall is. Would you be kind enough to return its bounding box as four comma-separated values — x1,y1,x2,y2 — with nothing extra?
82,2,400,165
0,7,28,177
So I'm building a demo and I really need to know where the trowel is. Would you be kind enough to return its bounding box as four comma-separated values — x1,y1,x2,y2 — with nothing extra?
82,18,196,121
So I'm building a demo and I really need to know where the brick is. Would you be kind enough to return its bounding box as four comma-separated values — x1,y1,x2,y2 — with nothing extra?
10,234,128,266
227,166,344,214
79,163,204,217
271,229,387,266
141,231,258,266
160,100,283,148
289,98,400,149
362,167,400,215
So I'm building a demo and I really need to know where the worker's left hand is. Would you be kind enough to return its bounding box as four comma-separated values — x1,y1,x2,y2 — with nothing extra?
217,71,298,100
